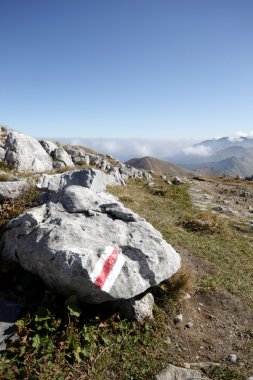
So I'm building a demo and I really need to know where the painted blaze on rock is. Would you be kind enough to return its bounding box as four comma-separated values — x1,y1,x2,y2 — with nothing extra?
90,246,126,292
0,186,181,304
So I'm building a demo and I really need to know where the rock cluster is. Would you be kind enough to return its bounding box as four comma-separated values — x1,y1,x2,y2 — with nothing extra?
0,129,151,202
0,129,181,311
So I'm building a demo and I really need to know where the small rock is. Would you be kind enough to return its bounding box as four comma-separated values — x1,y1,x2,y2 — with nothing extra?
228,354,237,363
183,293,191,300
185,321,193,329
174,314,183,324
0,181,29,203
172,177,184,185
147,182,155,187
118,293,154,322
156,364,201,380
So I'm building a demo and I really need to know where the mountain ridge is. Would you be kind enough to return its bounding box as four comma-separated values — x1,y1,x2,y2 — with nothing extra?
125,156,194,176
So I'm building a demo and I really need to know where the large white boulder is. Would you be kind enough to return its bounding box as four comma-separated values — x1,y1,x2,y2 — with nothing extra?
4,131,53,172
0,185,181,304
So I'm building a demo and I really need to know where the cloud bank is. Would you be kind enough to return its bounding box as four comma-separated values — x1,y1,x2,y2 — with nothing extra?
57,137,198,162
228,131,253,142
182,145,213,157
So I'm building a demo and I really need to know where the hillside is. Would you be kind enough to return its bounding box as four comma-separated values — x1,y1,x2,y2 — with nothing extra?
125,156,194,176
0,130,253,379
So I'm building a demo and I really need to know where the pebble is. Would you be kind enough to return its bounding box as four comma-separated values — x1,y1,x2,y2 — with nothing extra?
185,322,194,329
183,293,191,300
228,354,237,363
174,314,183,324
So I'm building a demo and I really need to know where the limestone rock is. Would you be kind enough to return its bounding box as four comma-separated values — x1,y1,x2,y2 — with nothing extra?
36,169,124,193
172,177,184,185
118,292,154,322
40,140,74,168
0,146,5,161
155,364,201,380
0,181,29,202
0,299,23,351
4,131,53,172
1,185,181,304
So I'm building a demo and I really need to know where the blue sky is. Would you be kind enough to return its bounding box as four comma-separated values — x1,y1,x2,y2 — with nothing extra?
0,0,253,142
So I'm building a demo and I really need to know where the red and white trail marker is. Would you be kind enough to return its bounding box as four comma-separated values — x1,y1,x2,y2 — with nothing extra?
90,246,125,292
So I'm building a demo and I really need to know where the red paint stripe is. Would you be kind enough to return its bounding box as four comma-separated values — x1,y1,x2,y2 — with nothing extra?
94,249,120,289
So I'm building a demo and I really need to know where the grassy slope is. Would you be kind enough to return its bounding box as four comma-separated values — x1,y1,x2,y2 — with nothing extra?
0,179,252,379
110,180,253,305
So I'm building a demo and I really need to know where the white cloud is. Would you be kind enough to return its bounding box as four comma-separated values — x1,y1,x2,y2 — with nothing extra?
182,145,213,157
58,137,198,161
228,131,253,142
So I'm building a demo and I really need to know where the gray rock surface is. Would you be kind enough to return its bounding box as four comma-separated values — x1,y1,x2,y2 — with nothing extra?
0,181,29,202
40,140,74,168
119,163,152,180
0,299,23,351
0,146,5,161
172,177,184,185
4,131,53,172
37,169,124,193
118,292,154,322
0,185,181,304
155,364,202,380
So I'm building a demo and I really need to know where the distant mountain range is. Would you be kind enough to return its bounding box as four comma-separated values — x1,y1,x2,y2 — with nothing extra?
167,136,253,177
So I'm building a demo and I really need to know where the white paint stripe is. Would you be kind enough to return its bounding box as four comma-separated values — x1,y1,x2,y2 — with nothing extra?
89,246,114,283
101,254,125,293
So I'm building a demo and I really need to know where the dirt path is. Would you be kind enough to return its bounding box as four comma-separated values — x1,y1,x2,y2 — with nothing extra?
166,178,253,375
188,178,253,227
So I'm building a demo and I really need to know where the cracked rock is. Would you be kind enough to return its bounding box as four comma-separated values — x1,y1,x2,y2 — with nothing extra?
4,131,53,172
0,185,181,304
36,168,124,194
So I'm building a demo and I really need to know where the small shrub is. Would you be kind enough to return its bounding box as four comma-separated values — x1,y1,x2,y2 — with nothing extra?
151,188,167,196
181,211,228,234
152,266,195,309
204,364,246,380
0,186,40,236
0,173,12,181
